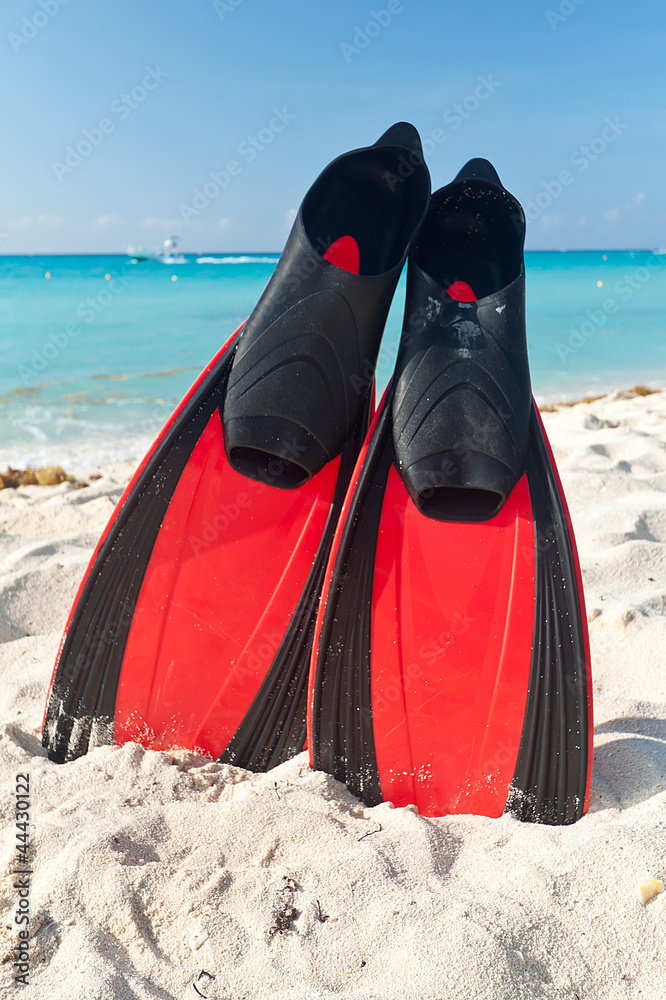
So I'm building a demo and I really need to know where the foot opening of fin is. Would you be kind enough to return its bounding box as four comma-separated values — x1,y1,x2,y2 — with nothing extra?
417,485,504,523
227,446,310,489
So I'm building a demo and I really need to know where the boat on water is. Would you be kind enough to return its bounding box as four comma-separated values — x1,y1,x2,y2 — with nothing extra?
126,236,188,264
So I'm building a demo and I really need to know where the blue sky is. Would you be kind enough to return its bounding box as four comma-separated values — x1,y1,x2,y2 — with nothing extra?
0,0,664,253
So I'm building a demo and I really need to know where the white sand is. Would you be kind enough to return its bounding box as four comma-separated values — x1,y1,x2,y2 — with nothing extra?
1,390,665,999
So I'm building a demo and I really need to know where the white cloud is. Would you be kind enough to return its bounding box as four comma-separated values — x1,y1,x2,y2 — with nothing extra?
284,207,297,229
575,214,588,228
141,217,182,230
8,214,64,230
217,217,230,230
604,192,645,224
36,214,64,227
541,213,565,230
94,212,123,230
623,191,645,210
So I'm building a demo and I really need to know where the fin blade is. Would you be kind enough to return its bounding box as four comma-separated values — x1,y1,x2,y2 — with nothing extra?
115,407,342,759
42,340,237,763
506,408,592,824
310,401,591,821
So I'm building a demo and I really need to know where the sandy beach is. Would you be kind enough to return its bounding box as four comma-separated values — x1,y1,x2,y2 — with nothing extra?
1,387,665,999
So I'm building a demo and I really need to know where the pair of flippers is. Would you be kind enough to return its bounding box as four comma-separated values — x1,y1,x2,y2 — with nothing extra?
42,123,592,825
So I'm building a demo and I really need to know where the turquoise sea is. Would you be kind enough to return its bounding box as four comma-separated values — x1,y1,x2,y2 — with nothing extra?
1,250,665,467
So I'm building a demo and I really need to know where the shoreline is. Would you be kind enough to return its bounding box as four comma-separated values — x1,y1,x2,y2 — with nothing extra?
539,383,660,412
1,385,663,485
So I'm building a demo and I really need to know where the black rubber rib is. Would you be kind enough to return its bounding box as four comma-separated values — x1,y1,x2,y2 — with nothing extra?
42,346,236,763
389,162,530,527
310,402,394,806
220,394,371,771
223,124,431,488
506,407,589,824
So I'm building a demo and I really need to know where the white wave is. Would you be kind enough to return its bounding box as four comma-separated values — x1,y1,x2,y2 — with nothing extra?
2,402,176,469
160,255,190,265
0,432,154,473
11,408,127,440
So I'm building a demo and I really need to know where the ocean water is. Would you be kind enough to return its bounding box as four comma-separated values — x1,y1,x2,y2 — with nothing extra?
1,250,665,467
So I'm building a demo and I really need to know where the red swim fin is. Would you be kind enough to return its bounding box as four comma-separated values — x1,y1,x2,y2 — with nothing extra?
42,124,430,766
309,160,592,824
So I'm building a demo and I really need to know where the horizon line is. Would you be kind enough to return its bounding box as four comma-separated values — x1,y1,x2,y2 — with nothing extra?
0,248,662,258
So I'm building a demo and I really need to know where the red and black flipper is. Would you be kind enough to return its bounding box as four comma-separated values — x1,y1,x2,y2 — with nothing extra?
42,123,430,767
308,158,593,825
